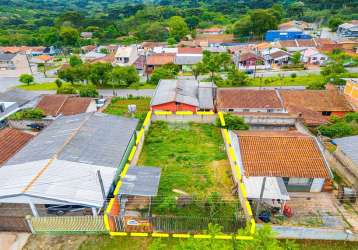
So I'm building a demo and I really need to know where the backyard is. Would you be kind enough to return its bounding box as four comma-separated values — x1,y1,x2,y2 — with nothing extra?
104,96,151,128
137,121,241,220
23,234,358,250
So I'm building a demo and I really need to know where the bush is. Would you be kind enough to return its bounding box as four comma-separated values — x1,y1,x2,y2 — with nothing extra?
318,122,353,138
216,113,249,130
19,74,34,85
79,85,99,97
290,73,297,78
8,108,44,120
57,85,77,94
344,112,358,123
55,79,62,88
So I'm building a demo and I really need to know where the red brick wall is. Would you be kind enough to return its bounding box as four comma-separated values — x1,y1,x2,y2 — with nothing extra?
151,102,197,112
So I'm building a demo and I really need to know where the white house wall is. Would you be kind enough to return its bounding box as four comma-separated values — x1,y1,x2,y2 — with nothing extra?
310,178,324,192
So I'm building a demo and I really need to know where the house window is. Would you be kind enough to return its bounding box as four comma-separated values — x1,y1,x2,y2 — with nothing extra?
288,178,312,185
124,57,129,63
228,109,234,112
320,57,325,60
312,57,317,60
322,111,332,116
243,109,250,112
267,109,274,113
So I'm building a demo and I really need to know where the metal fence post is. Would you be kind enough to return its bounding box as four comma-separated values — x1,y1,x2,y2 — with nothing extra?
25,215,35,234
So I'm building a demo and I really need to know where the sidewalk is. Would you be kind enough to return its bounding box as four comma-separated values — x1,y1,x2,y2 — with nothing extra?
269,225,358,241
0,232,30,250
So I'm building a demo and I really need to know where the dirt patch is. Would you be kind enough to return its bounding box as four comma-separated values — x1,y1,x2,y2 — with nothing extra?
23,235,89,250
208,159,236,200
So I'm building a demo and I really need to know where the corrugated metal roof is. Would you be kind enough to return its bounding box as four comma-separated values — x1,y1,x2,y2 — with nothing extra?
0,89,40,107
151,80,214,109
119,166,161,197
333,136,358,166
175,54,203,65
7,112,138,168
0,112,138,207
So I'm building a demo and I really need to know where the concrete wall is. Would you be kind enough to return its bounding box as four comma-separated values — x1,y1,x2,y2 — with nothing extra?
8,119,52,130
152,114,217,123
310,178,325,192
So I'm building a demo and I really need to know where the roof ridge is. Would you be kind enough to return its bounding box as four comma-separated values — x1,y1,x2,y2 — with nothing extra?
54,95,69,116
21,113,93,193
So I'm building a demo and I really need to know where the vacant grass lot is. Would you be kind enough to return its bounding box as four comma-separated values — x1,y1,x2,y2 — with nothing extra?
104,96,150,128
77,236,358,250
137,121,238,218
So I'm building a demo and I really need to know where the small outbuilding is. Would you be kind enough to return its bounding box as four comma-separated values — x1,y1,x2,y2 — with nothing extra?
151,79,216,112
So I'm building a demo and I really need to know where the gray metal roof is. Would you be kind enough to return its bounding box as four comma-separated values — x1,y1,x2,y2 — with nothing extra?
0,112,138,207
118,166,161,197
175,55,203,65
151,80,214,109
7,112,138,167
0,53,16,61
0,89,40,107
333,135,358,166
198,82,216,109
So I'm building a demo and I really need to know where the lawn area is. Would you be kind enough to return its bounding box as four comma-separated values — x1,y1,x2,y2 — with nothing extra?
77,235,358,250
18,82,74,91
248,74,324,87
137,121,239,218
103,96,150,129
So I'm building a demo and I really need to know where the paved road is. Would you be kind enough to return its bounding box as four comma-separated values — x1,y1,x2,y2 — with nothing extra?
0,75,56,93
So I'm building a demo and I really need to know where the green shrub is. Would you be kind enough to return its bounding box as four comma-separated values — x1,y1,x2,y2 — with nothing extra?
19,74,34,85
318,122,353,138
57,85,78,94
344,112,358,123
79,85,98,97
216,113,249,130
8,108,44,120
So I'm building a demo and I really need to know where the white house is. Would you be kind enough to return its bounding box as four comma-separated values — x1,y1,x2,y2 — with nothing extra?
114,45,139,66
302,48,329,65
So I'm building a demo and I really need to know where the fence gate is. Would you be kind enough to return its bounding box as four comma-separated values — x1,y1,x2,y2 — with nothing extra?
0,216,30,232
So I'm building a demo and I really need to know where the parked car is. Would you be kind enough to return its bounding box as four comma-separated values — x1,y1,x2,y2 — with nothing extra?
45,204,87,216
96,98,106,109
245,69,254,74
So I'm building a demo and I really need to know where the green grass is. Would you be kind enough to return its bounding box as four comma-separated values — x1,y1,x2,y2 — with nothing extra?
18,82,74,91
137,122,238,217
103,96,151,129
247,74,325,87
78,236,358,250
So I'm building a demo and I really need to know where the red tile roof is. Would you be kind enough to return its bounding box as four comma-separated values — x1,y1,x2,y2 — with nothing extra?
0,128,34,165
279,89,353,125
177,47,203,54
36,95,92,117
217,89,283,109
239,52,264,62
237,131,330,179
146,53,175,65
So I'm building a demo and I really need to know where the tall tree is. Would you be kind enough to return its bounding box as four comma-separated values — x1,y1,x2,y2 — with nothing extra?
167,16,189,41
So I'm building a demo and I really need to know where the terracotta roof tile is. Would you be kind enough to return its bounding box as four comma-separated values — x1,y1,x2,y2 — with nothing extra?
279,89,353,125
239,52,264,62
217,89,283,109
177,47,203,54
146,53,175,65
0,128,34,165
237,131,330,179
36,95,92,117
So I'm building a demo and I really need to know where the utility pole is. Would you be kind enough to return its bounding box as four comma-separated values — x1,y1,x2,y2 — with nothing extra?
255,176,267,219
97,170,107,209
